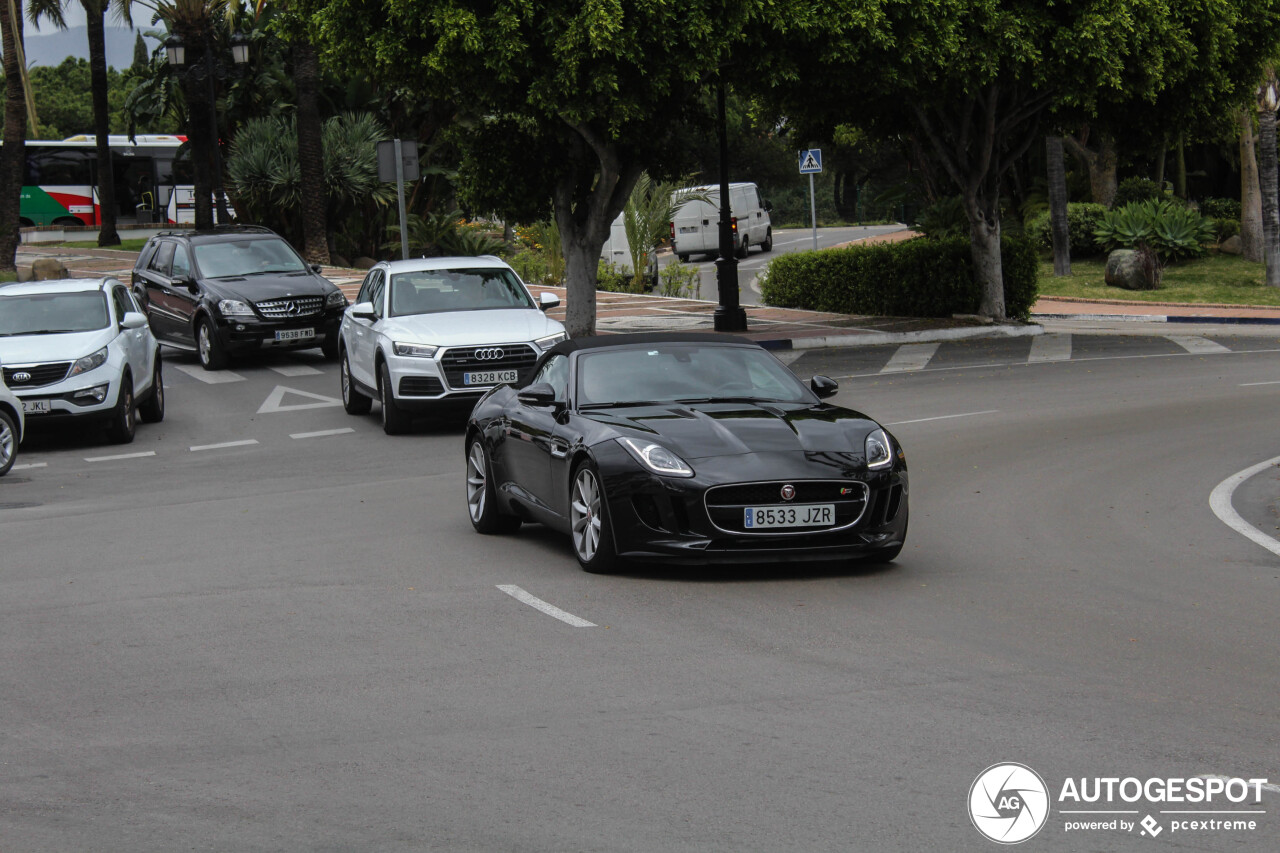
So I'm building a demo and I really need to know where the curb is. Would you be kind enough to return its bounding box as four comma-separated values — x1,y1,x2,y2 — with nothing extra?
1033,312,1280,325
754,323,1044,351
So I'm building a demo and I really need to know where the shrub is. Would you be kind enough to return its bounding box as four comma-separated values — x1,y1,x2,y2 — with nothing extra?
1024,203,1108,256
596,260,634,293
1199,197,1241,220
1212,217,1240,242
758,235,1039,322
914,196,968,240
1112,177,1169,208
658,258,700,298
1094,199,1216,263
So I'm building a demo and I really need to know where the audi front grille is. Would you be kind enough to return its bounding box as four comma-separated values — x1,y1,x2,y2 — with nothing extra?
253,296,324,318
439,344,539,388
3,363,73,388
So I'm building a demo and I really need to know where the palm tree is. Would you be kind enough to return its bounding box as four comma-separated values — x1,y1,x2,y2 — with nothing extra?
1,0,35,270
27,0,134,246
620,173,710,292
1257,69,1280,288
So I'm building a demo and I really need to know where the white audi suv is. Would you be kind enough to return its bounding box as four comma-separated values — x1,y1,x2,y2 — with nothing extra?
339,256,565,433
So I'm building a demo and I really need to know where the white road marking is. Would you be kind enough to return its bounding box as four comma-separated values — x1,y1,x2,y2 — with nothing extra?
257,385,343,414
497,585,597,627
290,428,354,439
837,346,1280,380
12,462,47,470
1167,334,1231,354
172,364,245,384
1239,380,1280,386
85,451,156,463
270,364,324,377
190,439,260,452
1028,332,1072,363
885,409,1000,426
880,342,940,373
1208,455,1280,558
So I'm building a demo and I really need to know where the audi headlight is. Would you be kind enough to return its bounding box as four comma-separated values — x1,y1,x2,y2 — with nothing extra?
865,428,893,470
325,290,347,308
68,347,108,377
618,436,694,477
534,331,567,350
218,299,254,317
394,342,438,358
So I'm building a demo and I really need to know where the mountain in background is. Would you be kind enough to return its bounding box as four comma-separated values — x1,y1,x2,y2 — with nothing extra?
25,25,161,72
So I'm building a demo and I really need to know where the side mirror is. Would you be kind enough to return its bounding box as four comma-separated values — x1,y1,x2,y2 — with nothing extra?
517,382,559,407
810,375,838,399
121,311,149,331
539,292,560,312
350,301,378,321
310,264,323,275
763,200,773,212
175,276,198,293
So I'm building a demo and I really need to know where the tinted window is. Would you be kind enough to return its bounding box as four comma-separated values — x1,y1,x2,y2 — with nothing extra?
369,271,386,318
389,268,533,317
111,287,136,321
192,237,307,278
576,344,810,407
0,292,111,336
135,240,158,271
148,241,175,275
23,146,93,186
171,244,192,279
357,269,381,306
530,354,569,401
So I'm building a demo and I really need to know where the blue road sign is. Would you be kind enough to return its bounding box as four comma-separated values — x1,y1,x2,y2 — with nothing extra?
798,149,823,174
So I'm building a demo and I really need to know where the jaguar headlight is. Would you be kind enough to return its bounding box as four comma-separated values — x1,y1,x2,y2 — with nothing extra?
618,436,694,477
865,428,893,470
393,342,438,358
534,331,568,350
68,347,108,377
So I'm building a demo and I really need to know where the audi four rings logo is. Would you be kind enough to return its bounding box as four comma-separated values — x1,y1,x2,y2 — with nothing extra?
473,348,505,361
780,484,795,501
11,371,32,384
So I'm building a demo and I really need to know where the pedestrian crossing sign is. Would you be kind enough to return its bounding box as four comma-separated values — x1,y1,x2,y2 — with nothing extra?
799,149,823,174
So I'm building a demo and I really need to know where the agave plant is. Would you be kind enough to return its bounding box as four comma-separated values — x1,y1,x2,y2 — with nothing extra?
1094,200,1216,263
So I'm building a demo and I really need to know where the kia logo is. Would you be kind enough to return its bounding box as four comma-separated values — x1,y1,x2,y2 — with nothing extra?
780,484,795,501
11,371,32,384
474,348,505,361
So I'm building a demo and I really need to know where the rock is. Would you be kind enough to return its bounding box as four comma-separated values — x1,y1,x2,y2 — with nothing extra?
30,258,69,281
17,266,34,282
1104,249,1155,290
352,257,377,270
329,253,350,268
1218,235,1243,255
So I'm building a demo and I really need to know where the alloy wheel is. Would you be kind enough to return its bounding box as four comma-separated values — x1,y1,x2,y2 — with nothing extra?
466,441,488,522
571,468,602,561
0,418,13,469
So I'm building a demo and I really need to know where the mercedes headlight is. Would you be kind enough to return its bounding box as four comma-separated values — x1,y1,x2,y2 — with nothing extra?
218,299,254,317
534,331,568,350
393,342,438,358
618,436,694,477
325,290,347,308
68,347,108,377
865,428,893,470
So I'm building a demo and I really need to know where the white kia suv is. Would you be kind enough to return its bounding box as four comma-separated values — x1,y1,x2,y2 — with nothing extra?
0,277,165,444
0,373,23,476
339,256,565,433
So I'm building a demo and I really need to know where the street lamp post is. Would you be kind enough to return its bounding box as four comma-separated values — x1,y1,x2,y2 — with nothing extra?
712,75,747,332
165,31,248,229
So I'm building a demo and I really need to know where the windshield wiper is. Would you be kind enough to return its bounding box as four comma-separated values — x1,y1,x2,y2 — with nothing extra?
11,329,83,336
674,396,772,405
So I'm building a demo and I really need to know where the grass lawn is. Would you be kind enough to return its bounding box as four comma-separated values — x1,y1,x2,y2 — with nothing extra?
1037,252,1280,306
56,239,151,252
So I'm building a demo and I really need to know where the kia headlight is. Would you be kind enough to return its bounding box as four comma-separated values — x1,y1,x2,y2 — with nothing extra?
865,428,893,470
218,299,254,317
68,347,108,377
534,331,568,351
618,436,694,477
325,290,347,308
393,342,438,358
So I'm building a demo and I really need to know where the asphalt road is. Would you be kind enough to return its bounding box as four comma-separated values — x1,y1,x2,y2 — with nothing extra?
2,330,1279,851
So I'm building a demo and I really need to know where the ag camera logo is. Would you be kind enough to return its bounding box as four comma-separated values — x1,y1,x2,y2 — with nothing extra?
969,763,1050,844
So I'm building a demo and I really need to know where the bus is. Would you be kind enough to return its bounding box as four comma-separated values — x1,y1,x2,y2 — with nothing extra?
15,135,206,228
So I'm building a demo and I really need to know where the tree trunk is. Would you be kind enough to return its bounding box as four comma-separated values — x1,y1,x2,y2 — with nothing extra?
1240,109,1264,262
1064,131,1118,206
0,0,25,271
1175,133,1187,199
87,3,119,246
179,38,216,231
294,39,329,264
1046,135,1070,276
1259,105,1280,286
964,193,1005,320
1154,137,1168,187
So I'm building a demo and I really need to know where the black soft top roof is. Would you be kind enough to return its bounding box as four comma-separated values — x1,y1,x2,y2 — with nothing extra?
548,331,755,357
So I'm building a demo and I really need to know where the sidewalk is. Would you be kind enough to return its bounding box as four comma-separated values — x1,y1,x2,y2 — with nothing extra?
12,242,1279,352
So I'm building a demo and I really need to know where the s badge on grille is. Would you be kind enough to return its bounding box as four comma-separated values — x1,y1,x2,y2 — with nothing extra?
780,484,795,501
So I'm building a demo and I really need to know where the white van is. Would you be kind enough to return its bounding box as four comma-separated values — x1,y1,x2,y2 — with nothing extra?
600,212,658,289
669,182,773,262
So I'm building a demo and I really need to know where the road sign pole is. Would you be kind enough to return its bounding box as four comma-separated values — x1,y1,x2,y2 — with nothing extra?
809,173,817,251
394,139,409,261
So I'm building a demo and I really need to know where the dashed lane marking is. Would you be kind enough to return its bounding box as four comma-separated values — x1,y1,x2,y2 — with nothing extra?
1166,335,1231,354
496,585,597,627
190,439,260,452
85,451,156,463
885,409,1000,427
880,342,940,373
1240,380,1280,387
290,428,354,439
257,385,343,414
12,462,47,470
172,364,246,384
269,365,325,377
1028,332,1072,363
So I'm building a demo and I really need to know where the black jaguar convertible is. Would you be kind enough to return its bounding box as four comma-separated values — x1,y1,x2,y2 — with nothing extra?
464,333,908,572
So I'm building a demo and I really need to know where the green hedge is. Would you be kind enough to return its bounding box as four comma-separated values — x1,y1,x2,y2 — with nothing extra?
1025,203,1108,256
759,236,1039,322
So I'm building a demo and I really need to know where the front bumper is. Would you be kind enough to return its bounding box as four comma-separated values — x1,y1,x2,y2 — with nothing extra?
387,342,544,411
215,310,343,353
7,361,124,423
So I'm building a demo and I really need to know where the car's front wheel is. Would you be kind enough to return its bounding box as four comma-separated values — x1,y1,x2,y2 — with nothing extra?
197,316,228,370
341,350,372,415
761,228,773,252
321,334,340,360
466,436,521,534
105,375,136,444
138,356,165,423
0,408,18,476
570,459,617,573
379,361,411,435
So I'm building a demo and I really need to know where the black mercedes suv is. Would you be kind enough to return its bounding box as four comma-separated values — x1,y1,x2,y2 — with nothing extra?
131,226,348,369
